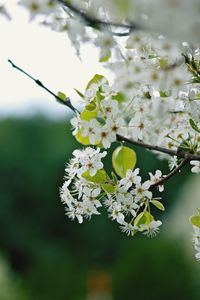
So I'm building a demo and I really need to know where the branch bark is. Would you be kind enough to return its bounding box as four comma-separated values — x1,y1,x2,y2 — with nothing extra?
149,158,189,190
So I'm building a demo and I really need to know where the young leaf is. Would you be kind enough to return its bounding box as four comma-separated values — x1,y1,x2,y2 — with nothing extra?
134,211,154,226
112,146,137,178
99,50,111,62
74,88,84,98
75,131,90,145
101,183,117,193
189,118,200,133
151,200,165,211
86,74,108,90
57,91,67,101
82,169,107,183
80,107,98,121
112,92,126,103
190,215,200,228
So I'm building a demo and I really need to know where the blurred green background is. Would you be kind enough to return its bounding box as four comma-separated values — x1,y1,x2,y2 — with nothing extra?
0,116,199,300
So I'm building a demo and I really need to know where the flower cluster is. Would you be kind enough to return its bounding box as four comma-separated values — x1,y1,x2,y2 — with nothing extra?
60,147,164,237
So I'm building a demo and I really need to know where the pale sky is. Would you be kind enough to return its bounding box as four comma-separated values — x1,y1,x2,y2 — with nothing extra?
0,1,109,118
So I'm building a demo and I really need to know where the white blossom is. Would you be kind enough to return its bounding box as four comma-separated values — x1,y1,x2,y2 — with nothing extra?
141,220,162,237
192,225,200,261
190,161,200,174
149,170,164,192
81,119,101,144
132,181,152,202
119,168,141,190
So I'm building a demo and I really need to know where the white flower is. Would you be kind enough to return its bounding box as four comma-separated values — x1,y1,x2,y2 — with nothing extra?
74,147,107,177
129,115,149,140
84,83,99,105
73,177,88,199
20,0,57,18
149,170,164,192
81,200,100,219
120,222,137,236
131,181,152,202
60,182,75,208
64,157,80,186
95,32,115,50
97,125,116,149
120,193,139,217
190,161,200,173
99,98,119,117
105,117,127,136
101,83,117,98
192,225,200,261
141,220,162,237
194,48,200,61
65,18,87,56
70,114,82,136
168,156,178,170
119,168,141,190
81,119,101,144
65,206,83,224
82,187,102,208
110,203,125,225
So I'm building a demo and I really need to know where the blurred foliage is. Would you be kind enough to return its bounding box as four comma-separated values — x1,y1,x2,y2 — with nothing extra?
0,116,199,300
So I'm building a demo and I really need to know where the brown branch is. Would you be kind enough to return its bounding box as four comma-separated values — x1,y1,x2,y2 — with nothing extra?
117,135,200,161
149,158,189,190
8,59,200,162
57,0,142,36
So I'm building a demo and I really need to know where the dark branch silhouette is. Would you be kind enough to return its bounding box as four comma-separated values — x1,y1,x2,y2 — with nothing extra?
57,0,142,36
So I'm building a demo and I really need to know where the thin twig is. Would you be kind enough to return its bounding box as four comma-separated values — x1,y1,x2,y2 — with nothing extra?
8,59,77,113
8,59,200,162
149,158,189,190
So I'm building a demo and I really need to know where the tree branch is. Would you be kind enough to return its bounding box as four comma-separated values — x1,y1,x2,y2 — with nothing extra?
117,135,200,161
149,158,189,190
57,0,142,36
8,59,200,162
8,59,77,113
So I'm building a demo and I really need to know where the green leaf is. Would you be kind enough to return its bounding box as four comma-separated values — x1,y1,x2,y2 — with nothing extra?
151,200,165,211
99,50,111,62
74,88,84,98
112,92,126,103
86,74,108,90
57,91,67,101
75,130,90,145
112,146,137,178
190,215,200,228
189,118,200,133
101,183,117,193
160,90,170,98
80,108,98,121
111,171,118,184
82,169,107,183
134,211,154,226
